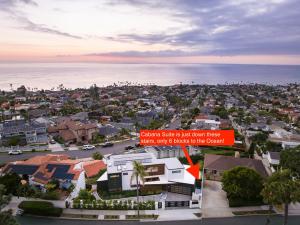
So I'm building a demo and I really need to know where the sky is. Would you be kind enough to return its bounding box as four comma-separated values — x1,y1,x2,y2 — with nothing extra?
0,0,300,64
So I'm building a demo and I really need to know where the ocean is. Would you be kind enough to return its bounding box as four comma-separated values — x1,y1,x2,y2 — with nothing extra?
0,63,299,90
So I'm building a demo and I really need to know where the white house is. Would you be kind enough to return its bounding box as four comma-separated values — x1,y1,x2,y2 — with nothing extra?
97,152,201,196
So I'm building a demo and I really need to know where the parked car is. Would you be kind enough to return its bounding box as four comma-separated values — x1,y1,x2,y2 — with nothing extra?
125,145,134,150
16,209,24,216
102,142,114,147
50,139,56,144
135,142,142,147
8,150,23,155
165,124,169,128
82,145,96,150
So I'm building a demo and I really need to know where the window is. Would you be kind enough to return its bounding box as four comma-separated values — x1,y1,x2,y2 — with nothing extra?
172,170,181,174
212,170,217,175
145,177,159,182
123,172,128,175
146,166,158,173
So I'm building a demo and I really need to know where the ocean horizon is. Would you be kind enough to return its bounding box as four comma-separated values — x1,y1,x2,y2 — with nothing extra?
0,63,299,90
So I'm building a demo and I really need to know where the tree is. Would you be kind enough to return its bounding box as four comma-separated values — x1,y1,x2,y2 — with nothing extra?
131,161,147,218
222,167,263,203
92,152,103,160
77,189,95,201
280,147,300,176
248,142,256,158
261,169,300,225
0,185,19,225
251,132,268,145
89,84,99,101
213,106,229,119
0,173,21,195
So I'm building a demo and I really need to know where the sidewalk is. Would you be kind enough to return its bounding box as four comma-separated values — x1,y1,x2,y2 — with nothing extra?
4,197,201,221
63,208,200,221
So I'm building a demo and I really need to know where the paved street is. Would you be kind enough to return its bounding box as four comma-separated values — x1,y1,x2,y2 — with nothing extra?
0,139,137,164
16,215,300,225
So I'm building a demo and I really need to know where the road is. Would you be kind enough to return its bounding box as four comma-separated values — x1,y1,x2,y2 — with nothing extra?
0,118,182,164
0,139,137,164
16,215,300,225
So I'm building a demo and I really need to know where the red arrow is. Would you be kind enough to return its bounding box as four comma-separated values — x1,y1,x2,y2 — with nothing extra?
180,145,200,179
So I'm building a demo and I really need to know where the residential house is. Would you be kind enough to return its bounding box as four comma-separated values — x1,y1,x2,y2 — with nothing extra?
0,118,47,144
48,118,98,145
2,154,106,190
203,154,268,181
97,152,201,196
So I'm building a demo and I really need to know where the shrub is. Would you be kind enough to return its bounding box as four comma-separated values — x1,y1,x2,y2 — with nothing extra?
41,191,60,200
228,197,264,207
92,152,103,160
18,201,62,217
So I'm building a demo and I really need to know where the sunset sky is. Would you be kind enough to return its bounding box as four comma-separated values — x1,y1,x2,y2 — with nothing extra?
0,0,300,64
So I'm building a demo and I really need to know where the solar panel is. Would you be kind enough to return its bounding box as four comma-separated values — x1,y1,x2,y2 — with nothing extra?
9,165,39,175
46,164,74,180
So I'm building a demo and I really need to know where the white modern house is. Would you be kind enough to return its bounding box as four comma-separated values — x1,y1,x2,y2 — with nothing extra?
97,152,201,197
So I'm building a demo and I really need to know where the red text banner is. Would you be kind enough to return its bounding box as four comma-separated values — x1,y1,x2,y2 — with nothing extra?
140,130,235,146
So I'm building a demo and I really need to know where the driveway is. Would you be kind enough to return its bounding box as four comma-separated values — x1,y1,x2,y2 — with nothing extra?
202,180,233,218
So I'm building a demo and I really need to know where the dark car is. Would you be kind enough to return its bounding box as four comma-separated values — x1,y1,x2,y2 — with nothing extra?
135,142,142,147
125,145,134,150
102,142,114,147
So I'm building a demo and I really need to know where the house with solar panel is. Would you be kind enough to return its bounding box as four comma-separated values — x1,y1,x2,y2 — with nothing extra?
2,154,106,190
97,152,202,198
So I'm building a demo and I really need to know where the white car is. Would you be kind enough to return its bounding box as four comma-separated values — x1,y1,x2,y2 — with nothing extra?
8,150,23,155
82,145,95,150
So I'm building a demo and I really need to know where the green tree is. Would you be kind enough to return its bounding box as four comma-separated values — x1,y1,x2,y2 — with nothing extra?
251,132,268,145
213,106,228,119
280,146,300,176
92,152,103,160
0,185,19,225
77,189,95,201
222,167,263,203
131,161,147,218
264,141,282,152
7,136,22,146
261,169,300,225
0,173,21,195
89,84,99,101
248,142,256,158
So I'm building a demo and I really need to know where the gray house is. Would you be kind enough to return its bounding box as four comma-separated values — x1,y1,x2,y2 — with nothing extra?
0,119,47,144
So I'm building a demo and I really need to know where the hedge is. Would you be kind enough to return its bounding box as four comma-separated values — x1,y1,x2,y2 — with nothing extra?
228,197,264,207
73,199,155,210
18,201,63,217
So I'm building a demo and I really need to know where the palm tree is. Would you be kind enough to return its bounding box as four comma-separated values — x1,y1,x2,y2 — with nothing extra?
261,169,300,225
131,161,147,218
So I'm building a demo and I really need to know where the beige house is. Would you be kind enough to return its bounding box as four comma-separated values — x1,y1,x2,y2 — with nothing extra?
48,118,98,144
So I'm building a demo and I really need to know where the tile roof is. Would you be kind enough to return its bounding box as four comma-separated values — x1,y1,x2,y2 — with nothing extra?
204,154,268,177
3,154,106,185
83,160,106,177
